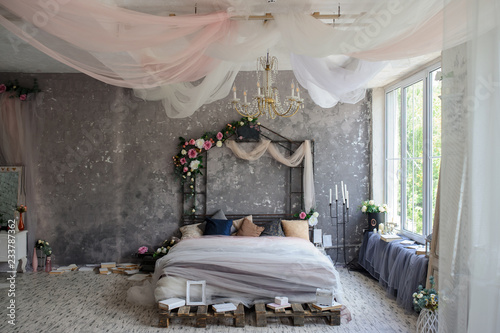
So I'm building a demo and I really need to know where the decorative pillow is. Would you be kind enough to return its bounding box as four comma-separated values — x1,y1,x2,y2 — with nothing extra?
231,215,252,234
211,209,227,220
281,220,310,241
255,220,285,237
179,223,204,240
204,218,233,236
236,217,265,237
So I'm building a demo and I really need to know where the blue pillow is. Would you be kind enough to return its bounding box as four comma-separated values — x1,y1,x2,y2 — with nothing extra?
204,218,233,236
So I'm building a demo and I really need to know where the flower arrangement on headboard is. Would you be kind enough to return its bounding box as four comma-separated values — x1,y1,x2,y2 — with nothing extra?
173,117,260,213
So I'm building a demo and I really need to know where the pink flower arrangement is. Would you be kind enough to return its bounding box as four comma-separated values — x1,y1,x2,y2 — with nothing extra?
138,246,148,255
19,94,27,101
216,132,223,140
189,139,196,145
0,84,6,93
188,149,197,158
183,167,188,173
299,212,307,219
203,140,212,151
180,157,187,165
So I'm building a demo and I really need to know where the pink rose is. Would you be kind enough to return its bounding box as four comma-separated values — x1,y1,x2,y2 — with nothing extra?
138,246,148,254
0,84,6,93
188,149,197,159
299,212,307,219
183,167,188,173
180,157,187,165
189,139,196,145
184,141,188,146
19,94,27,101
203,140,212,151
216,132,223,140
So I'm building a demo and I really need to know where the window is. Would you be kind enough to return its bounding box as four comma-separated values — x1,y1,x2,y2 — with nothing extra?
385,64,441,242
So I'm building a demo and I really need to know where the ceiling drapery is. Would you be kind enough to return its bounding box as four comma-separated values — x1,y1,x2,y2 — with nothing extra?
0,0,469,117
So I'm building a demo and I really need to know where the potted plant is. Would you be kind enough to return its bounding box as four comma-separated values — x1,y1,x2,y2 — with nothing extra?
35,239,52,271
360,200,388,231
414,276,438,332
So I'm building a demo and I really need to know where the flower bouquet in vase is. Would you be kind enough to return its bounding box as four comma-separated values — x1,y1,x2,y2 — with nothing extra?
414,276,438,333
360,200,388,231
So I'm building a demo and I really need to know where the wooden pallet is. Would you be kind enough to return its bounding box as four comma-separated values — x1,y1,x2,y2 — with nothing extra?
158,303,245,328
255,303,341,327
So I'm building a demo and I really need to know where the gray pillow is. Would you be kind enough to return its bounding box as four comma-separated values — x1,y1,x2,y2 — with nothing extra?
211,209,227,220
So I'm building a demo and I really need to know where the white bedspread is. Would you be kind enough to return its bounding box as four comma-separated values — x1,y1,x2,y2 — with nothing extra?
149,236,344,307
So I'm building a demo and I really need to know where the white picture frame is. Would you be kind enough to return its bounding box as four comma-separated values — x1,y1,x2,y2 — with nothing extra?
186,280,206,305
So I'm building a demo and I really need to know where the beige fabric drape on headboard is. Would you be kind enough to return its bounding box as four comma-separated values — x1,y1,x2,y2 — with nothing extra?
225,139,315,212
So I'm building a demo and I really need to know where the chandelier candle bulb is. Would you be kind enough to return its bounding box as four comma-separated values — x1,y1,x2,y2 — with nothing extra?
346,190,349,209
329,189,332,204
335,184,338,201
244,90,247,104
296,87,300,99
233,85,237,99
291,82,295,97
344,184,348,203
257,81,261,95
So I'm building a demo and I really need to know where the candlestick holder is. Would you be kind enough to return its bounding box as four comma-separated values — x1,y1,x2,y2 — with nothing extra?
329,198,350,265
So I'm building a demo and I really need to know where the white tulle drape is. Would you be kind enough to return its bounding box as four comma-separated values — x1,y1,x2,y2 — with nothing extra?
0,0,473,117
0,95,44,271
439,0,500,332
226,140,315,212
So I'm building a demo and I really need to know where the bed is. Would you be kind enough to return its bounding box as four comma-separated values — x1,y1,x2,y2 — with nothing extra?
151,228,343,307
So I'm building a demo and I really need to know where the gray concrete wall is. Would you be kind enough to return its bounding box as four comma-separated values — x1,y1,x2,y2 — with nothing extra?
0,72,372,265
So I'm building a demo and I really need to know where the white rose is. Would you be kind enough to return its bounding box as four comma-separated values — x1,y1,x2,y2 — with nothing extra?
216,141,223,148
361,206,367,213
46,242,49,245
162,248,167,253
195,138,205,149
257,122,261,125
308,216,318,226
413,292,417,298
192,208,196,213
181,149,187,155
156,248,161,253
190,160,200,170
247,117,253,121
417,293,423,299
38,240,42,243
191,178,194,182
240,121,244,126
187,172,191,176
190,185,193,189
379,207,385,213
313,212,319,218
369,200,375,205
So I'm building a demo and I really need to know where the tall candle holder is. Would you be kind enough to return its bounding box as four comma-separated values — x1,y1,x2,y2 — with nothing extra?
329,195,349,265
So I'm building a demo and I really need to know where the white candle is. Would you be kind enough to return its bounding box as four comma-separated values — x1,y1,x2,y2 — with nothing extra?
296,87,300,99
341,181,345,203
244,90,247,103
291,82,295,97
329,189,332,204
233,85,237,99
335,184,338,201
344,184,348,203
346,190,349,209
257,82,261,95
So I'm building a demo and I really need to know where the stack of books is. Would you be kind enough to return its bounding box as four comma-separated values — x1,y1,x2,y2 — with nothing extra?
212,303,237,312
158,298,186,311
312,301,342,311
266,302,291,310
380,234,401,242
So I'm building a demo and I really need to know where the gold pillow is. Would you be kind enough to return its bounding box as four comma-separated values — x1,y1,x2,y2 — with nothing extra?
231,215,252,235
236,217,265,237
281,220,310,241
179,223,204,240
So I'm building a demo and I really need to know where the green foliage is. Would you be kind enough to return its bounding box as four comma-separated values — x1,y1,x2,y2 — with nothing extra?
0,79,41,100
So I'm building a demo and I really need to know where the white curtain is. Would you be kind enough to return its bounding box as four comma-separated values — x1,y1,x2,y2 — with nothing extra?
225,140,315,212
439,0,500,332
0,0,473,117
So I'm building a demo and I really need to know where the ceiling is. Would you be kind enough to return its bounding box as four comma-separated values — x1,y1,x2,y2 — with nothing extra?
0,0,440,88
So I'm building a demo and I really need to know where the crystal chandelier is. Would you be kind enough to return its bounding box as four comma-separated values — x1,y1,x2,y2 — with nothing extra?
231,52,304,119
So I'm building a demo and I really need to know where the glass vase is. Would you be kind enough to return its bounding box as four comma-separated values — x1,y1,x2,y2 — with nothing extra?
416,309,438,333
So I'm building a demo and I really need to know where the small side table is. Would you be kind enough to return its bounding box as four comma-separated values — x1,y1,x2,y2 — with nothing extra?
0,230,28,272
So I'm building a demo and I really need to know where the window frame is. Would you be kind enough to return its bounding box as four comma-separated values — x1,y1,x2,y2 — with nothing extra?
384,62,441,244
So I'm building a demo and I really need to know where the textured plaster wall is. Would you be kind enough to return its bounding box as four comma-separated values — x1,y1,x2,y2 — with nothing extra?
0,72,372,265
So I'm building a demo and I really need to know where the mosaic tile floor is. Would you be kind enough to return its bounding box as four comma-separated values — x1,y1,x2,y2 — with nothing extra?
0,266,417,333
